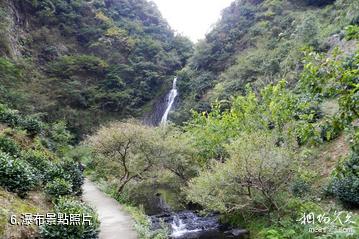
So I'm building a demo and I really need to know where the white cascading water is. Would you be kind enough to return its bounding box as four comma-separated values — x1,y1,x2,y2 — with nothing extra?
171,215,187,237
170,214,201,238
160,77,178,125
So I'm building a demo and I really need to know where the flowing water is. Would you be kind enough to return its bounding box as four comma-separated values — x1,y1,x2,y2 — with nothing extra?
161,77,178,125
150,211,248,239
144,78,248,238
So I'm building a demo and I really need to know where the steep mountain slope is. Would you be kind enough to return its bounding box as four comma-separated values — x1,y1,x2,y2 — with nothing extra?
0,0,193,138
172,0,358,123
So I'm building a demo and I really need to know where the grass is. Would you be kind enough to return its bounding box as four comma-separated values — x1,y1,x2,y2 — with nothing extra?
0,187,50,238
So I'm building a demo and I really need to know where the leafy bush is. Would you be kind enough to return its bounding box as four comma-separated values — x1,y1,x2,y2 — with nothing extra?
0,135,21,156
302,0,336,6
344,25,359,40
47,121,74,151
125,205,169,239
330,175,359,207
0,107,21,128
290,178,311,198
40,197,100,239
45,178,73,199
21,116,43,135
295,121,321,146
186,131,296,213
320,116,343,142
22,149,51,172
61,160,84,195
0,104,43,135
349,126,359,153
330,153,359,207
0,152,36,197
43,160,84,195
44,162,66,184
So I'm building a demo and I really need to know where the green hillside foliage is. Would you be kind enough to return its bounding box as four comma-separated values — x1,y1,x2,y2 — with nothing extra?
1,0,359,238
0,0,193,139
83,1,359,235
172,0,359,124
85,45,359,237
0,103,98,238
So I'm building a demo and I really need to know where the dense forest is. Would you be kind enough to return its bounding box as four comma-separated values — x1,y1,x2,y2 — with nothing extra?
1,0,359,239
0,0,193,138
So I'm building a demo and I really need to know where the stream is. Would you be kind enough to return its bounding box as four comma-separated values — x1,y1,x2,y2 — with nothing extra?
150,211,248,239
143,78,248,238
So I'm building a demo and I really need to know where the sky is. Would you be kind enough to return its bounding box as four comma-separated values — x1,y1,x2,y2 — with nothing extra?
152,0,234,42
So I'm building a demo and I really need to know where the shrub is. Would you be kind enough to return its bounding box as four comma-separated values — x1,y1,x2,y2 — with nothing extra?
40,197,100,239
0,152,36,197
48,121,74,151
22,149,51,173
320,116,343,142
344,25,359,40
44,162,66,184
186,131,296,213
21,116,43,135
43,160,84,195
290,178,311,198
61,160,84,195
0,135,21,156
349,126,359,153
293,0,336,6
125,205,169,239
330,153,359,207
0,108,21,128
330,175,359,207
22,149,52,183
0,104,43,136
45,178,73,199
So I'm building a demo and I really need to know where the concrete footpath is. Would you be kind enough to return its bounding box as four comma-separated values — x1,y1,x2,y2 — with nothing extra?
82,179,138,239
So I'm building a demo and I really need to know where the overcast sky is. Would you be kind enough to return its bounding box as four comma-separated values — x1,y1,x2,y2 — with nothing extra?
152,0,234,42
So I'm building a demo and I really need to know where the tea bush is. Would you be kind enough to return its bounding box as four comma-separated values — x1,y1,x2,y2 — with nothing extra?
40,197,100,239
0,104,44,135
43,160,84,195
330,153,359,207
0,152,36,197
330,175,359,207
22,149,51,180
61,160,84,195
45,178,73,199
0,107,21,128
0,135,21,156
21,116,43,136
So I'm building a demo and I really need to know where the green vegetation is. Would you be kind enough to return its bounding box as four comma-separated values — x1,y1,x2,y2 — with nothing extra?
173,0,359,124
329,129,359,207
0,0,193,139
44,178,73,200
124,205,168,239
0,103,93,238
1,0,359,238
186,131,296,213
0,152,36,198
84,16,359,239
85,120,196,195
40,197,100,239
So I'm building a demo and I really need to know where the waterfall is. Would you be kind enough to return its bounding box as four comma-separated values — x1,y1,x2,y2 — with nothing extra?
160,77,178,125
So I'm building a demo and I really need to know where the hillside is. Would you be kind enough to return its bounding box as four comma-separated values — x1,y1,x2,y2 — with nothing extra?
1,0,359,239
172,0,359,123
81,0,359,238
0,0,193,138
